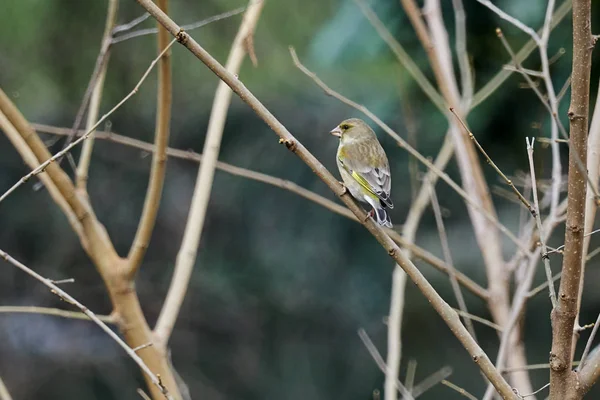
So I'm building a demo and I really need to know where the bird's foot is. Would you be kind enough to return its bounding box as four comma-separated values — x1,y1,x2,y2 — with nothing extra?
364,209,375,222
338,181,348,196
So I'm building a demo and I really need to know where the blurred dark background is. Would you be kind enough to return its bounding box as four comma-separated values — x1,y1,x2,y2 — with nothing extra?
1,0,600,399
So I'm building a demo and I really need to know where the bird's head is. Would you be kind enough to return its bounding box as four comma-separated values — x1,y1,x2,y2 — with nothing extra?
329,118,374,142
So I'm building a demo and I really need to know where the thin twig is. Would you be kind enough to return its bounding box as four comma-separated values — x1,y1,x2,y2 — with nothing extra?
450,108,534,215
453,309,502,332
518,382,550,398
0,38,177,205
137,389,152,400
586,246,600,262
501,362,579,373
411,366,453,398
0,249,172,399
498,29,600,201
0,112,85,241
546,228,600,255
440,380,478,400
471,0,571,108
430,188,477,340
111,7,246,44
357,329,415,400
0,306,115,323
527,273,562,298
475,0,541,43
112,12,150,34
526,138,557,307
579,312,600,369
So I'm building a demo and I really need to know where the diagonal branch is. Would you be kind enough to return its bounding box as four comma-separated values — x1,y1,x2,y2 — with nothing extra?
0,376,12,400
0,249,172,399
132,2,518,397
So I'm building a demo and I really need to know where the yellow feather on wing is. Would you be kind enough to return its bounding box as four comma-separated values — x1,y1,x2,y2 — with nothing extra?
351,170,379,199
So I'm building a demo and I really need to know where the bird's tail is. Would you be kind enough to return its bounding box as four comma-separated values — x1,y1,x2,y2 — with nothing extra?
374,206,393,228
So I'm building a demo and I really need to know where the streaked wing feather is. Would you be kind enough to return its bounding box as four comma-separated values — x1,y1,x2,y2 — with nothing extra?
339,141,393,208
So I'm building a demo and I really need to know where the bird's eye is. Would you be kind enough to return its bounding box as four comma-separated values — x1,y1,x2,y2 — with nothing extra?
341,124,350,130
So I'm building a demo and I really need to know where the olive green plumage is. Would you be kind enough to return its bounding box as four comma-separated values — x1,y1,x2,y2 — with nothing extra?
330,118,393,227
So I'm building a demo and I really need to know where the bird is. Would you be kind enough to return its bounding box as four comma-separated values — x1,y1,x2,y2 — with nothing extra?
330,118,393,228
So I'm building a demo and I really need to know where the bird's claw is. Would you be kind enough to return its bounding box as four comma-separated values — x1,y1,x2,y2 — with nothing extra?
364,209,375,222
339,182,348,195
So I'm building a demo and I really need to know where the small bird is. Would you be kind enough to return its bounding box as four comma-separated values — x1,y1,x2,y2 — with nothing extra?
330,118,393,227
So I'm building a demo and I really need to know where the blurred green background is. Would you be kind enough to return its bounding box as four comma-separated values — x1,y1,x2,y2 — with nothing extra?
2,0,600,399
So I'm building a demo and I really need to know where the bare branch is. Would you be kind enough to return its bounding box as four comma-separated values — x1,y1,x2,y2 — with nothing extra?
471,1,572,108
453,309,502,332
153,0,265,347
75,0,119,191
578,313,600,369
577,78,600,349
441,380,478,400
0,376,12,400
111,7,246,44
450,108,534,215
526,138,558,307
112,12,150,34
430,188,477,340
0,306,115,323
451,0,473,108
357,329,415,400
0,112,85,242
475,0,541,43
550,0,593,397
127,0,173,277
0,248,172,399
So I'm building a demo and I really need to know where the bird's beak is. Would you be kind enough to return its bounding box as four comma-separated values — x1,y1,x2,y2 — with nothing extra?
329,126,342,137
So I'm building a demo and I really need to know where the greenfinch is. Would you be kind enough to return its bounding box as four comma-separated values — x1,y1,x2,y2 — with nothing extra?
330,118,393,227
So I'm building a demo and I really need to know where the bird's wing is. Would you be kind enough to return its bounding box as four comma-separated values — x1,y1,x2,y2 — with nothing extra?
338,142,393,209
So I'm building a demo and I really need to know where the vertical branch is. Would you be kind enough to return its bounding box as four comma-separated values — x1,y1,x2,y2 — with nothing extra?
549,0,592,398
153,0,265,346
451,0,473,108
384,266,406,400
421,0,531,394
75,0,119,191
127,0,173,275
576,78,600,342
430,188,477,340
